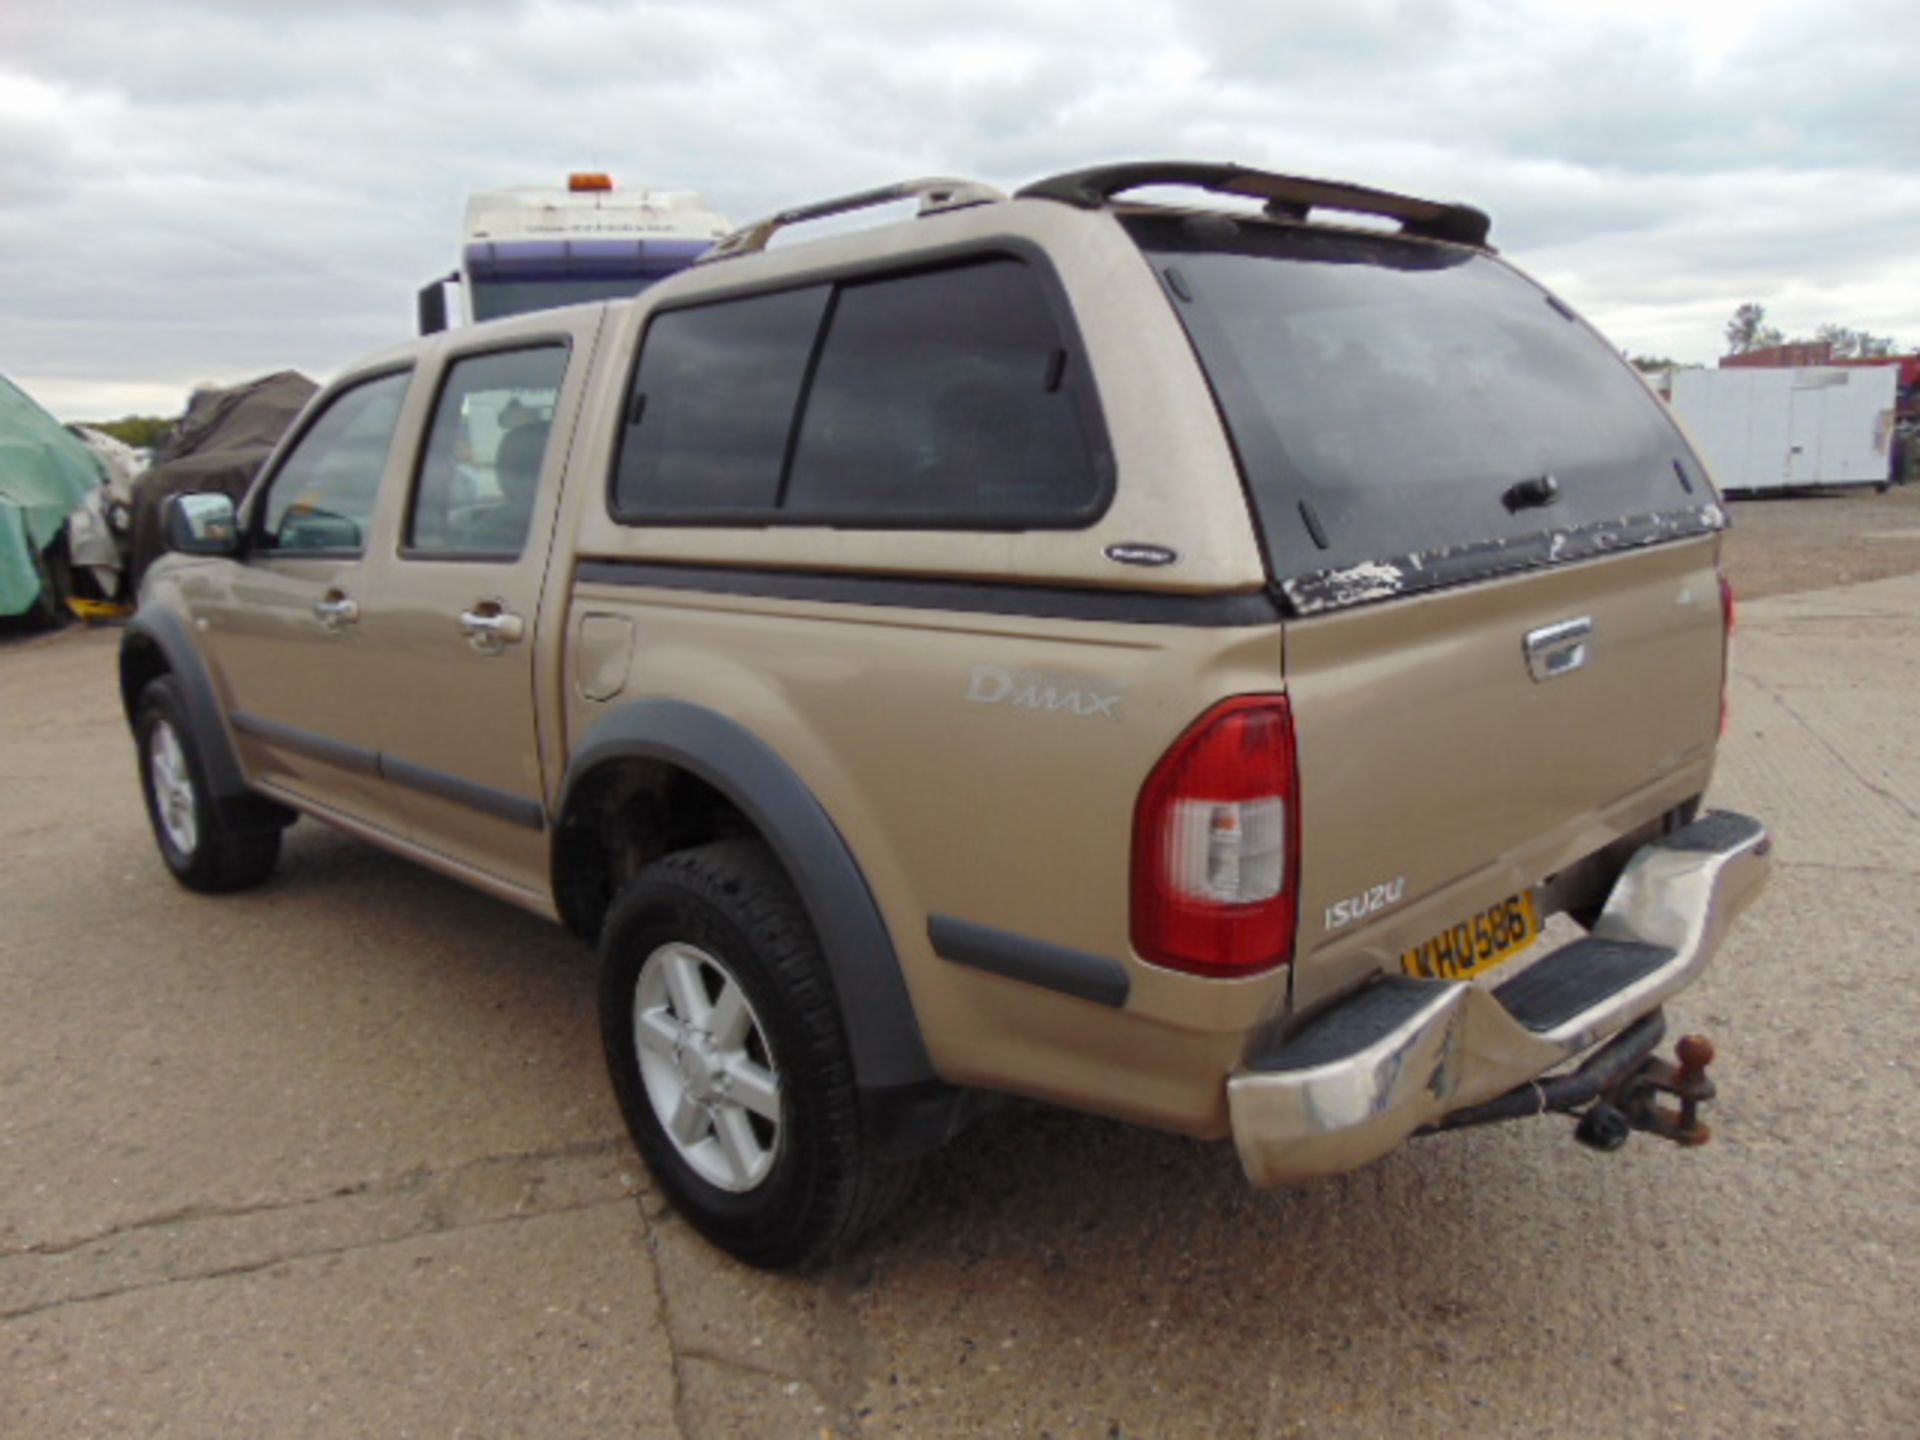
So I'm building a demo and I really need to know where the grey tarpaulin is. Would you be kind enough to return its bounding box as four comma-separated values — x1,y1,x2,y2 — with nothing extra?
128,371,318,594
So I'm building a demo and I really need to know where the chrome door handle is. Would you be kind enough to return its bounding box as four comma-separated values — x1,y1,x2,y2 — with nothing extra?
1523,616,1592,682
459,607,525,652
312,593,359,629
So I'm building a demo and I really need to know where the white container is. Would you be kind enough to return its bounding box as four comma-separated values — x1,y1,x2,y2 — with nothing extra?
1669,365,1897,493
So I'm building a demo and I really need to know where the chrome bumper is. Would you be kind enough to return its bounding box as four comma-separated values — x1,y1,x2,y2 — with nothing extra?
1228,811,1771,1187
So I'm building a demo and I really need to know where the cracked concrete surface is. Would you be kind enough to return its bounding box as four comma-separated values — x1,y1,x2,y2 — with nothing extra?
3,562,1917,1437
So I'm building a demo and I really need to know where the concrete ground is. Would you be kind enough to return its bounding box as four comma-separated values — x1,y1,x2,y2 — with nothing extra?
3,567,1916,1438
1719,482,1920,599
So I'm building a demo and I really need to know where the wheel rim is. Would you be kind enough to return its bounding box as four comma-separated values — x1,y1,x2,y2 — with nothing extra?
148,719,198,857
633,942,783,1193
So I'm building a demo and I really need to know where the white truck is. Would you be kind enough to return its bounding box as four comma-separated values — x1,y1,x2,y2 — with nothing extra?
1668,364,1898,494
417,173,731,333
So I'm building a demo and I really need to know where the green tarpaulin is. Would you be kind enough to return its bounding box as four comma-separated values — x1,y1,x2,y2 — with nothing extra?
0,375,103,617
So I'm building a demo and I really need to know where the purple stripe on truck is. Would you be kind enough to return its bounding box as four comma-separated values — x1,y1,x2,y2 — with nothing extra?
465,237,713,281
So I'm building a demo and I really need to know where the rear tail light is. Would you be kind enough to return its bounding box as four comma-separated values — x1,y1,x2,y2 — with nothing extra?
1718,570,1735,735
1131,696,1299,978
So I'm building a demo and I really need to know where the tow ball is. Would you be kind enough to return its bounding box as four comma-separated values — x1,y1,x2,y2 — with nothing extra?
1576,1034,1716,1152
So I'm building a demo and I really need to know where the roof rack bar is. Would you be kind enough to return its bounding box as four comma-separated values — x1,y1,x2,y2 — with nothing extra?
701,177,1008,263
1016,161,1492,248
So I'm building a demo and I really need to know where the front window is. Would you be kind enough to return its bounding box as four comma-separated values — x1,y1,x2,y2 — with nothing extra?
258,370,412,555
466,237,713,322
470,277,660,322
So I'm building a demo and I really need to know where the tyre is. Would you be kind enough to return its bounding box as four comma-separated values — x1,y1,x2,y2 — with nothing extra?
599,839,914,1269
135,677,282,892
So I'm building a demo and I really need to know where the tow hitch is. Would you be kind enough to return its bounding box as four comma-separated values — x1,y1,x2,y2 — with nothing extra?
1424,1011,1720,1154
1576,1032,1716,1152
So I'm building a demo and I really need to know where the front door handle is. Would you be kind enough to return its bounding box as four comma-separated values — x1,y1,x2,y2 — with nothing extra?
312,591,359,630
459,604,525,654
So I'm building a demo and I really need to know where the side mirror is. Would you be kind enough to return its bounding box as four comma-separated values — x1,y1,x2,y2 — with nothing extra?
165,493,240,556
417,271,458,335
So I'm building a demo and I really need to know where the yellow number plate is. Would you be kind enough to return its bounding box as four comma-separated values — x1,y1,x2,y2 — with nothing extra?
1401,892,1541,981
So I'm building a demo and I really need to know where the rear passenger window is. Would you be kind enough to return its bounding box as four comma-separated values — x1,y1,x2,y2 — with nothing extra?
611,286,829,516
259,370,412,555
785,261,1101,522
611,256,1106,528
409,345,570,557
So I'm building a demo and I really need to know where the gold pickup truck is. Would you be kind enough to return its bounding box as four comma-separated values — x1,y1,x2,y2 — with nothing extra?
123,162,1769,1269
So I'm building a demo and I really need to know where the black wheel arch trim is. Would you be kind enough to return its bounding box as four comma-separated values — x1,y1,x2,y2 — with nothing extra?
560,698,936,1095
121,612,294,832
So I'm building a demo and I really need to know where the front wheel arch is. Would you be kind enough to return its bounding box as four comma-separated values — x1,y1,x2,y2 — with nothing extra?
135,676,282,892
119,613,295,833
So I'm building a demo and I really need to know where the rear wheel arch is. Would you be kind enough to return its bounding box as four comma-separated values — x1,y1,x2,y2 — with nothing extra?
598,837,919,1267
555,700,937,1097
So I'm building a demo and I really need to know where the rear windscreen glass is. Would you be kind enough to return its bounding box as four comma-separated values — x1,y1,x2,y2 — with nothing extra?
1125,215,1721,611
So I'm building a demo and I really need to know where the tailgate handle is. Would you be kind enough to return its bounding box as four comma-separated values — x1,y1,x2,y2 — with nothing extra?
1524,617,1592,682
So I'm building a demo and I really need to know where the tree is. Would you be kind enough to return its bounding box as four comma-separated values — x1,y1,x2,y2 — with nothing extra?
1813,323,1900,359
1627,353,1681,373
1725,302,1784,355
75,414,174,449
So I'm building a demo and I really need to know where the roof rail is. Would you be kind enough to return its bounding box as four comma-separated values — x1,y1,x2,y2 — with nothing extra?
700,177,1007,263
1016,161,1492,248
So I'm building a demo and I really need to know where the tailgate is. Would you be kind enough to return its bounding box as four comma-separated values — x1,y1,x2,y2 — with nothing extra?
1119,209,1734,1007
1284,536,1724,1005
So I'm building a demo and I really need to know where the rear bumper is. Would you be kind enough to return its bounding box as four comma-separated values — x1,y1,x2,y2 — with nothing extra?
1227,810,1770,1186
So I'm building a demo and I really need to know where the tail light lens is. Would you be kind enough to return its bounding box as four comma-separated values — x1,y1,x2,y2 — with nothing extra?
1718,570,1735,735
1131,695,1299,978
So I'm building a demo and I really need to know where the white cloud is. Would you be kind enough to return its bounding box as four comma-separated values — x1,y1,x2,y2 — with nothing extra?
0,0,1913,417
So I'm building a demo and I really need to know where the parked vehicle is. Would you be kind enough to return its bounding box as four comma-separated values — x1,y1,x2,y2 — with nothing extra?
0,374,105,625
416,173,730,334
64,426,145,605
124,161,1769,1269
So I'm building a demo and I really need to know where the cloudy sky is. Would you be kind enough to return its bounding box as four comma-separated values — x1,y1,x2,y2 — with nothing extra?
3,0,1915,420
